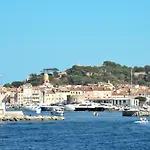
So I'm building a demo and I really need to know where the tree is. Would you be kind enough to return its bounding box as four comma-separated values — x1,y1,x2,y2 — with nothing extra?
26,73,42,86
3,83,12,88
11,81,24,88
135,96,147,101
144,65,150,74
42,68,59,75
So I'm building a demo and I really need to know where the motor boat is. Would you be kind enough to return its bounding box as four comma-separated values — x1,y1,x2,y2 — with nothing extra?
36,107,41,114
134,117,149,124
51,107,64,116
64,104,76,111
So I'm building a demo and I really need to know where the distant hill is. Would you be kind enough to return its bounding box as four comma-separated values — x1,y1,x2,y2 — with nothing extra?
3,61,150,87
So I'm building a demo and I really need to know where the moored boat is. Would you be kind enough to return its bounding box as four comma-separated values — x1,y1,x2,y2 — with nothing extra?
51,107,64,116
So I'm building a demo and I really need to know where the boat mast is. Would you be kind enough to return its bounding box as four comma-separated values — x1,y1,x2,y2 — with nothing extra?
131,68,133,89
130,68,133,97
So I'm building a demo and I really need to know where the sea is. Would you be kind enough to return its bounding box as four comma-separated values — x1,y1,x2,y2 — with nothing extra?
0,110,150,150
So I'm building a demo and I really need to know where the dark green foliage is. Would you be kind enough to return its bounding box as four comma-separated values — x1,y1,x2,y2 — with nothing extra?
3,61,150,86
135,96,147,101
11,81,24,88
26,73,43,86
3,83,13,88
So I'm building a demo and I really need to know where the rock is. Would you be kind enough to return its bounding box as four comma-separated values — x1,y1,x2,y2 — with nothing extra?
0,115,65,122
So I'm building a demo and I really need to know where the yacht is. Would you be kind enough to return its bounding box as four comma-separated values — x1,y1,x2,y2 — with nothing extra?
64,104,76,111
73,101,105,111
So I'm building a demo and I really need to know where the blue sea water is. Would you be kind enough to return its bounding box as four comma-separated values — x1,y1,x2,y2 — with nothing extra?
0,111,150,150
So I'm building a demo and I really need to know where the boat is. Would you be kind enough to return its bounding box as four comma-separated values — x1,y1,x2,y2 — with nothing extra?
40,104,65,111
36,107,41,114
74,101,105,111
64,104,76,111
23,104,38,111
134,117,149,124
93,111,99,116
51,107,64,116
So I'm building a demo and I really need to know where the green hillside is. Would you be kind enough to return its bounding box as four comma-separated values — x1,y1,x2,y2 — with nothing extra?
3,61,150,87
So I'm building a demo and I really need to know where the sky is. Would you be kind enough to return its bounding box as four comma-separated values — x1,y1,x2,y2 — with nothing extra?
0,0,150,84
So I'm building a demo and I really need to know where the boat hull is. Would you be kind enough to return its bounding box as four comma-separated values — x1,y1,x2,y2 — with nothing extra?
74,107,105,111
134,120,149,124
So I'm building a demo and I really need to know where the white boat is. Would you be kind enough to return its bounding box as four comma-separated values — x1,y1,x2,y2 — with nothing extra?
64,104,76,111
134,117,149,124
51,107,64,116
23,104,38,111
36,107,41,114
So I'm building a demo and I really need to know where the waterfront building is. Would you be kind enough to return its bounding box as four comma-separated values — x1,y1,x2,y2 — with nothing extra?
41,89,55,104
67,86,112,104
81,86,93,100
22,83,33,104
16,88,23,105
8,88,17,105
0,87,7,103
92,87,112,99
41,87,70,104
32,87,41,104
111,91,139,107
68,87,84,103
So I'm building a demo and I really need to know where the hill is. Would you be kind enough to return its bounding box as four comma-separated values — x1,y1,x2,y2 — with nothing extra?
3,61,150,87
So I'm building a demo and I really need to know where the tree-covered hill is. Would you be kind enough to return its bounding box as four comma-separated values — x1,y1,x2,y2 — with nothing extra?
3,61,150,87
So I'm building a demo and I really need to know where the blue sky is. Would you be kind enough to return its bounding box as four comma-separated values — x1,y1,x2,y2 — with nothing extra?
0,0,150,84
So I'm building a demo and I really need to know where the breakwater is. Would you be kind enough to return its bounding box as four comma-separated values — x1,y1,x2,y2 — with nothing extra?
0,110,65,122
0,115,65,122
